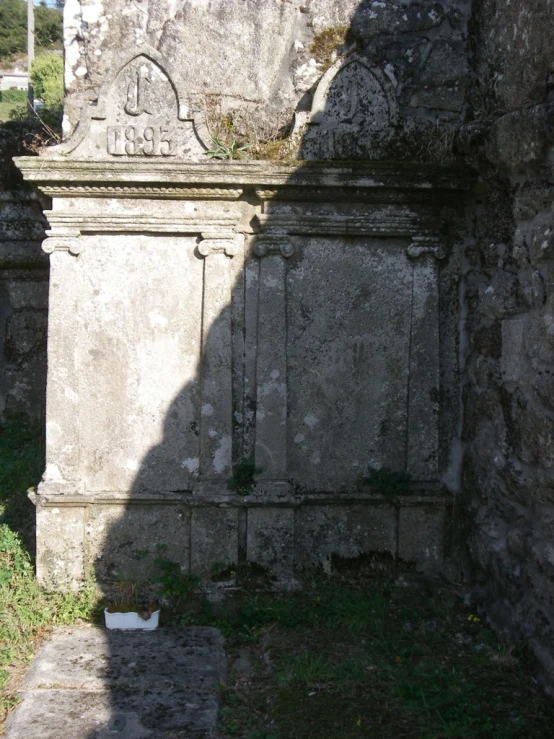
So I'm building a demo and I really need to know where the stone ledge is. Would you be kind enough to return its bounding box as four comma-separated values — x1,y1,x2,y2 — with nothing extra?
15,157,473,193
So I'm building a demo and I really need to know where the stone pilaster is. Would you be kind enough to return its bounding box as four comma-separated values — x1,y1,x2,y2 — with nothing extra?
197,234,240,484
406,237,445,481
253,235,293,481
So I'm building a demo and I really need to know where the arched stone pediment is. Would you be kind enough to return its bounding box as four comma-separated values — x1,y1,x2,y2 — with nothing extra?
300,54,398,160
50,48,210,160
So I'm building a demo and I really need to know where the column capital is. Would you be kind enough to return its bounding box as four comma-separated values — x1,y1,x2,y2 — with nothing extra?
407,236,445,261
198,233,240,258
253,234,294,259
42,229,83,256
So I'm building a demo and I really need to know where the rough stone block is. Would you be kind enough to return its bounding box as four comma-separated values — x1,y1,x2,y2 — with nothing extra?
191,507,239,576
85,504,190,582
36,505,86,590
294,503,396,570
246,507,294,580
398,504,447,564
23,626,225,691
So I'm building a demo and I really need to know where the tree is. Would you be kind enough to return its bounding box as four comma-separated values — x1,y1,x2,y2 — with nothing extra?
0,0,62,63
31,53,63,109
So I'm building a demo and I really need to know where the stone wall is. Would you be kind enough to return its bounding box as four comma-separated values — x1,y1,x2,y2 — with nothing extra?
461,0,554,688
0,123,48,423
15,0,476,591
62,0,471,162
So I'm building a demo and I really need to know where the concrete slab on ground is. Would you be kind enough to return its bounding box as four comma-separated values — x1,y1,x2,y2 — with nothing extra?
5,625,225,739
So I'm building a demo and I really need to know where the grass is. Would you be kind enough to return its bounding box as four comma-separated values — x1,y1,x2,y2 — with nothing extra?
1,414,554,737
0,101,24,122
0,415,102,729
196,581,554,738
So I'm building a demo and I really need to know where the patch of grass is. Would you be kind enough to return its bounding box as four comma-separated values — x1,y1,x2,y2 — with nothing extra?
0,101,24,122
193,578,554,738
0,415,102,729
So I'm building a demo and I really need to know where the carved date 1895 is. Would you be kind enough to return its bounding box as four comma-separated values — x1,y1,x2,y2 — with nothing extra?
107,125,182,156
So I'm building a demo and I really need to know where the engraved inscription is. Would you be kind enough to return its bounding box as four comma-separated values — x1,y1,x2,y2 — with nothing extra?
125,65,154,116
107,125,183,156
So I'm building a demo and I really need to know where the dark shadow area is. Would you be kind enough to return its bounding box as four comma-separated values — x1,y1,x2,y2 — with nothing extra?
24,2,475,736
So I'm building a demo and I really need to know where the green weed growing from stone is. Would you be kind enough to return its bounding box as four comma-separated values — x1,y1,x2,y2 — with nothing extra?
227,455,261,495
204,136,249,160
365,465,413,496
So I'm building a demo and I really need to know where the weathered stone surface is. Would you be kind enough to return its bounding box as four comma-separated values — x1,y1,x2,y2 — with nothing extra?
6,626,224,738
408,39,468,112
398,504,447,565
35,504,86,591
246,507,294,580
23,626,225,690
7,690,219,739
462,0,554,692
86,504,191,582
191,507,239,577
294,503,396,570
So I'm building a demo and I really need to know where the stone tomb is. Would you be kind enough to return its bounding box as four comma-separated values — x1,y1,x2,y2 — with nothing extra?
16,50,467,589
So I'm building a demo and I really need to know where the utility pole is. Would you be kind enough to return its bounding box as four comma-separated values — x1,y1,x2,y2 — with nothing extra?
27,0,34,114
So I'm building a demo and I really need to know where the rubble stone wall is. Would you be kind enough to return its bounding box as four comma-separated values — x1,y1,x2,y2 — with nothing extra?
0,123,48,423
461,0,554,687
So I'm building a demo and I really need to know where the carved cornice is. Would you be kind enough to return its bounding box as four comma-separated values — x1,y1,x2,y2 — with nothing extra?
15,158,473,196
39,185,243,200
45,212,239,235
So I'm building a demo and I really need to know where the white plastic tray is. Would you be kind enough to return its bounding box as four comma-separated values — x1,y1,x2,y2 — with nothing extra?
104,608,160,630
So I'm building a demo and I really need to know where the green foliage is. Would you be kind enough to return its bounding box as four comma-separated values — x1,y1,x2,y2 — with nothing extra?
30,53,63,110
0,0,62,62
204,136,249,160
0,524,101,715
227,455,261,494
365,465,412,495
0,415,44,549
152,554,200,605
205,580,554,738
0,89,26,104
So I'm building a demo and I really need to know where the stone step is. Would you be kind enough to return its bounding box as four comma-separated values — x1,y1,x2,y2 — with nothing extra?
6,625,225,739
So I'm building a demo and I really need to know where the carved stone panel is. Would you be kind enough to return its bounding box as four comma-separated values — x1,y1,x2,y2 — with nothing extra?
59,51,209,161
286,237,414,489
300,55,398,160
74,235,203,493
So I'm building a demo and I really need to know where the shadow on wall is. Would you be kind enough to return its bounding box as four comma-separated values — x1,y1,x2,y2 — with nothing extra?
90,0,467,591
31,1,468,736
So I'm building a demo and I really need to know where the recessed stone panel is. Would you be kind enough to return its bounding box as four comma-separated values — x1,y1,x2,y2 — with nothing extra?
246,507,294,580
191,507,239,576
76,235,202,494
287,238,413,489
398,504,448,565
295,503,396,570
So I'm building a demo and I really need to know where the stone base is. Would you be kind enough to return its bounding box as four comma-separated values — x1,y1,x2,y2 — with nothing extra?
31,488,453,591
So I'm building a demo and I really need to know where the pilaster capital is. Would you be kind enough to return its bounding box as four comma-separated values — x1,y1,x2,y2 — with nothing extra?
253,234,294,259
42,229,83,256
407,236,446,261
198,233,240,258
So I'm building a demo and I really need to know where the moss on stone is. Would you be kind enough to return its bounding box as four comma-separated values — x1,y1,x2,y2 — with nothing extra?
309,25,348,69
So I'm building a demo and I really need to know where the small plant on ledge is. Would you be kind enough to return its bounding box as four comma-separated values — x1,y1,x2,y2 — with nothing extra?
363,466,412,496
227,455,262,495
204,136,250,160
